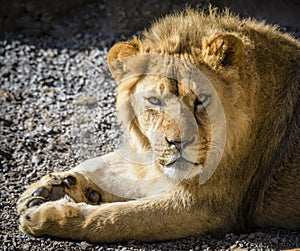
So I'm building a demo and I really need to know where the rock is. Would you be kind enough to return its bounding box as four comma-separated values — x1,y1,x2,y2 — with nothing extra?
74,96,98,106
271,237,279,245
80,241,89,250
248,233,256,239
31,154,40,165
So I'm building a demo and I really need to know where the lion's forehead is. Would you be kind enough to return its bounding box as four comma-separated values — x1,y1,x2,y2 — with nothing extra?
135,76,176,94
130,54,218,100
135,75,197,103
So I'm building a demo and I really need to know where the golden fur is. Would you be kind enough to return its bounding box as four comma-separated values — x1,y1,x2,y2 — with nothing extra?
17,8,300,242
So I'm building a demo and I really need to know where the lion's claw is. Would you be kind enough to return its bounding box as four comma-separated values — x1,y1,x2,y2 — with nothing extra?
28,198,45,208
32,187,49,198
88,190,101,203
63,176,76,188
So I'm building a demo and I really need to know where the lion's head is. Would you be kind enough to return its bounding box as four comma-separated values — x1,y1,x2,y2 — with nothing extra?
106,9,257,182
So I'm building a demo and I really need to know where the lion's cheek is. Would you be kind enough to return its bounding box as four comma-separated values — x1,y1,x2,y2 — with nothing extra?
137,113,164,139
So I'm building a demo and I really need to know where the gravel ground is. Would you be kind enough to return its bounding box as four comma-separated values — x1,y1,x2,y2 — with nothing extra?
1,29,300,250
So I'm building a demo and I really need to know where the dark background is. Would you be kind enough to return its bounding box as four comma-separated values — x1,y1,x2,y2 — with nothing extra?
1,0,299,38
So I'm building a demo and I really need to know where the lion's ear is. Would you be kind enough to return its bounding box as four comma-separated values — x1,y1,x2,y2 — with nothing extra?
202,34,244,70
107,38,141,82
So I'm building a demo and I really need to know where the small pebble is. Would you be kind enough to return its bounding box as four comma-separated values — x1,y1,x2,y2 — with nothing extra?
31,154,40,164
74,96,97,106
80,241,89,250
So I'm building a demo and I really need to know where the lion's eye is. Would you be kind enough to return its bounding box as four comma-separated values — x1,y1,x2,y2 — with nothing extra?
146,97,163,106
195,94,210,107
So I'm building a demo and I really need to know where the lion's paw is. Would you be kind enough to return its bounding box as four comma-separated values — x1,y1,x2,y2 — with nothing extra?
19,199,83,237
17,171,101,216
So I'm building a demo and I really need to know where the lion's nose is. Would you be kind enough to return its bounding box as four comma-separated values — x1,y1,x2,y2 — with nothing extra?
165,137,195,151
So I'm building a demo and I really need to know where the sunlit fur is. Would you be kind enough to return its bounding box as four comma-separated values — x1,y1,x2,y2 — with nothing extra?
108,7,300,229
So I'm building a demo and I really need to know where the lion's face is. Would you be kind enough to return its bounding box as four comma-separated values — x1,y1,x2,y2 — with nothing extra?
107,32,250,181
129,74,212,180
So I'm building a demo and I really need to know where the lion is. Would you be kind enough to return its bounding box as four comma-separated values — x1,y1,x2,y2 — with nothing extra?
17,8,300,243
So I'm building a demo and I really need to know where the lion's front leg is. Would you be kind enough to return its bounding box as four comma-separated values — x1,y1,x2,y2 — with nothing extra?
18,151,185,240
18,194,218,242
18,151,144,220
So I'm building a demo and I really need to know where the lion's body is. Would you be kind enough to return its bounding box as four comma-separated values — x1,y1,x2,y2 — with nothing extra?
17,9,300,243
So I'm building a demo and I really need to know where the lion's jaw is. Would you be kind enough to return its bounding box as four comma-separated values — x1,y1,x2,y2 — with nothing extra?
127,75,212,181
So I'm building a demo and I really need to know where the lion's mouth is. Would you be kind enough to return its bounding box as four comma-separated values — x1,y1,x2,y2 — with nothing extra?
165,154,199,167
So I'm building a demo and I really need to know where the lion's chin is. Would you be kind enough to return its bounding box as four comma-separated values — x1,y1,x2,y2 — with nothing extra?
162,159,203,181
